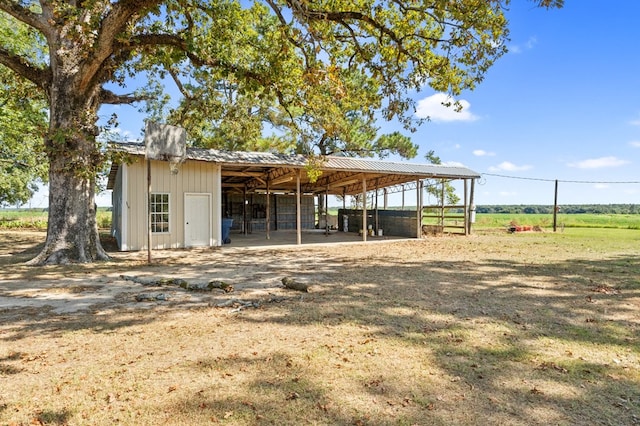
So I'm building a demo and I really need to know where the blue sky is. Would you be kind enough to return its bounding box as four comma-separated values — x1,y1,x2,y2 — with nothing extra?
72,1,639,208
401,1,640,205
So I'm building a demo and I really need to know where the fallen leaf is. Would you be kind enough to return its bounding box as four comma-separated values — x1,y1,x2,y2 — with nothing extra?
592,285,620,294
316,402,330,412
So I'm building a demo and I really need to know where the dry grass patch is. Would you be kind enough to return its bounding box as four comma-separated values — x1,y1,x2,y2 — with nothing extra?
0,229,639,425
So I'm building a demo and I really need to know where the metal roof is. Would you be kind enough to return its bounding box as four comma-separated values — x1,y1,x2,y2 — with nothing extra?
107,142,479,195
109,142,309,166
321,156,479,178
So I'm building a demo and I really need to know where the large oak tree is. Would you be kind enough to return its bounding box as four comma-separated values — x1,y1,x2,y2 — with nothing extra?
0,12,48,206
0,0,562,264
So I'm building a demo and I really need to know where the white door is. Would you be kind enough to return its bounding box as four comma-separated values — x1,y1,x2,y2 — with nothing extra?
184,193,211,247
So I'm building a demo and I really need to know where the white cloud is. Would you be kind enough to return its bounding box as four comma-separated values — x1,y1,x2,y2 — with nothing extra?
499,191,518,197
99,127,140,142
509,36,537,54
488,161,532,172
415,93,478,122
629,114,640,126
629,141,640,147
118,128,134,138
594,183,609,189
473,149,496,157
442,161,465,168
567,156,630,169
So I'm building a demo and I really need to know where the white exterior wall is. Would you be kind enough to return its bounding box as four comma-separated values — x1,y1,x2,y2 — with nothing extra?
110,165,123,247
120,158,222,251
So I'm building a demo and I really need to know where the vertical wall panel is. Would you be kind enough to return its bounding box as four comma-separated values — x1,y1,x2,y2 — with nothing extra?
122,158,220,251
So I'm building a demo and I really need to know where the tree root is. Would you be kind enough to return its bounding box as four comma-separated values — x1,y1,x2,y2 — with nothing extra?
215,298,260,313
282,276,309,292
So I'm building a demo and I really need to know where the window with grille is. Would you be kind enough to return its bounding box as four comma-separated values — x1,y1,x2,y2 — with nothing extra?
150,193,170,233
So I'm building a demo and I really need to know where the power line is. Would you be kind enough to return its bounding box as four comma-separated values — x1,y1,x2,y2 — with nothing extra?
482,172,640,185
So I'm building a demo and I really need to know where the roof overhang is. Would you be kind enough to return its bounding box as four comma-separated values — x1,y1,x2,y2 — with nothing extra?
106,142,480,195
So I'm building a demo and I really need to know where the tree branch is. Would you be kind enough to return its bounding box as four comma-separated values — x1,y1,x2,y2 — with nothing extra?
166,67,194,124
99,89,149,104
113,33,219,69
122,32,189,53
286,2,411,52
0,46,50,92
0,0,50,35
79,0,163,94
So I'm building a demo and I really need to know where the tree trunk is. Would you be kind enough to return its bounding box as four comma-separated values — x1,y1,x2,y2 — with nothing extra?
27,154,109,265
27,82,109,265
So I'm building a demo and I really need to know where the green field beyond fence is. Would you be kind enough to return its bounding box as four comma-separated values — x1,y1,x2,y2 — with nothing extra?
2,208,640,231
329,207,640,232
475,213,640,230
0,208,112,230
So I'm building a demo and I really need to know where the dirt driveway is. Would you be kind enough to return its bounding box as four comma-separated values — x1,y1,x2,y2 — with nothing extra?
1,229,639,425
1,229,638,323
1,230,358,316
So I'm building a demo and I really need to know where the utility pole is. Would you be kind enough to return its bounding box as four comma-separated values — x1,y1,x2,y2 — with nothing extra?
553,179,559,232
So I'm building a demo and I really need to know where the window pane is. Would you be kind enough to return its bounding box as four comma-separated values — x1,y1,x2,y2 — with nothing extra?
150,193,170,233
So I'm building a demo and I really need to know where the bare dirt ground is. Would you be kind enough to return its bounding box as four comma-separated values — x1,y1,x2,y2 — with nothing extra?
1,229,639,425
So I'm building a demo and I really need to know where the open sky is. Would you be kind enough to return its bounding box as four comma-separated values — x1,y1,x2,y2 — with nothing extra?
30,1,636,208
402,1,640,206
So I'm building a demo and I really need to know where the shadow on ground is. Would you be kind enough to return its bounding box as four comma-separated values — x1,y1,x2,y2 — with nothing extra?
1,232,639,425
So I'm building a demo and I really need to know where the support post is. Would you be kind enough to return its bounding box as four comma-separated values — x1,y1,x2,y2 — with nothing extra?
266,179,271,240
468,178,476,235
243,185,247,235
325,189,329,236
374,179,379,236
464,179,469,236
440,179,445,229
416,179,422,238
296,170,302,245
274,195,278,231
553,179,559,232
147,159,152,264
362,176,367,242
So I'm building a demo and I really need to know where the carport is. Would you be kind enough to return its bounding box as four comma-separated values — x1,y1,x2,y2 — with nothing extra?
214,151,481,243
108,142,480,250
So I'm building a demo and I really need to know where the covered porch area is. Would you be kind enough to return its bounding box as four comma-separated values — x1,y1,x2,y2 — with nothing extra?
216,153,481,245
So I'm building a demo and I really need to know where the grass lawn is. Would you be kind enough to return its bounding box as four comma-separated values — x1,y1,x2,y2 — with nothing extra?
474,213,640,230
0,228,639,425
0,208,112,230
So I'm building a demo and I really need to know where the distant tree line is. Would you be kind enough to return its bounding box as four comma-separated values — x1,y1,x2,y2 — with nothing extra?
476,205,640,214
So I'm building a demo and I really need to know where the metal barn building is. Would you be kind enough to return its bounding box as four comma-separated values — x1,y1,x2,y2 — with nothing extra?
107,142,480,251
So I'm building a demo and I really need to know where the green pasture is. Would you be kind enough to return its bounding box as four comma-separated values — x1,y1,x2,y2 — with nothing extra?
475,213,640,230
0,207,112,230
329,206,640,231
2,208,640,231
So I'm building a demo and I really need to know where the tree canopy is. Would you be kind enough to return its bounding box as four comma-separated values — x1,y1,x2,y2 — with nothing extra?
423,150,460,206
0,11,47,206
0,0,562,263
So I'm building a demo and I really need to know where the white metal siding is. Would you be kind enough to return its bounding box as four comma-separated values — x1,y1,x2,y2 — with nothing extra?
110,166,123,248
123,158,220,251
